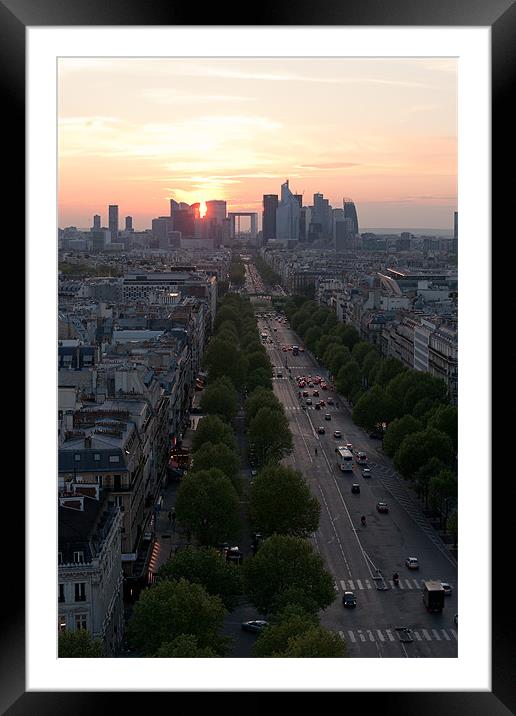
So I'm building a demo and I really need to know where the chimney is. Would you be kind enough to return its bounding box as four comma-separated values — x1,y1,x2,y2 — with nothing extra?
84,436,92,449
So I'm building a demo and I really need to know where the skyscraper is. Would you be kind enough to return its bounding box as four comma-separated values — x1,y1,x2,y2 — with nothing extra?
262,194,278,243
454,211,458,240
108,205,119,243
93,214,101,230
276,180,300,244
343,198,359,235
125,216,133,232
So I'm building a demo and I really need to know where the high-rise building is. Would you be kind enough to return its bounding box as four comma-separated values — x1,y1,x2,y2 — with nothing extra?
276,180,300,244
125,216,133,232
108,205,119,243
170,201,195,237
262,194,278,243
453,211,458,240
93,214,101,230
343,197,359,235
312,193,332,238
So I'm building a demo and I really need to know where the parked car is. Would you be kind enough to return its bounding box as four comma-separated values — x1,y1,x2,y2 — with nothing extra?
334,430,342,438
241,620,269,633
376,502,389,513
406,557,419,569
317,426,325,434
342,591,357,608
351,483,360,494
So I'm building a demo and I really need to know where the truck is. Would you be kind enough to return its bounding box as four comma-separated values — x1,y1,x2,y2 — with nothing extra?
292,345,299,356
422,580,445,613
336,446,354,471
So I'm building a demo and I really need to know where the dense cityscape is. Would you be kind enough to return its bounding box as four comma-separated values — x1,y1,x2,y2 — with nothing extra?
58,183,458,658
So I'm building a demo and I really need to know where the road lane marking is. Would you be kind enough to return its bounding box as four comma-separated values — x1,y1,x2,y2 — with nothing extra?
376,630,385,642
338,631,346,641
367,630,375,642
365,579,372,589
340,580,347,591
432,629,441,640
413,631,422,641
412,579,421,588
358,631,366,642
404,579,412,589
348,631,356,643
441,630,451,640
422,629,432,641
356,579,364,590
388,580,395,589
398,581,405,589
386,629,395,642
450,629,458,639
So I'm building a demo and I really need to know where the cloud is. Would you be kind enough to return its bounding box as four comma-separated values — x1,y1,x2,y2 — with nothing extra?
295,162,360,170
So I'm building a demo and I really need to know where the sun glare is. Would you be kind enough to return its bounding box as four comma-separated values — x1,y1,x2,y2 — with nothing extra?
199,201,207,218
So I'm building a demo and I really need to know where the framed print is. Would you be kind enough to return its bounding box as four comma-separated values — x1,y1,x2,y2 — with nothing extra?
4,0,513,711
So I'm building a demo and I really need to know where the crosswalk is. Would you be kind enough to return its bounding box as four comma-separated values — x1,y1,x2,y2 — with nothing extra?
337,578,453,592
338,628,457,644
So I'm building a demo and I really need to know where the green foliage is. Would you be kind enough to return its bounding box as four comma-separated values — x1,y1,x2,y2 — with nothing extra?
245,350,272,374
335,360,361,399
304,326,324,352
190,441,241,495
248,406,293,466
352,386,395,432
175,468,241,546
373,357,406,387
58,629,103,658
203,338,246,388
394,428,454,481
327,346,352,376
427,405,458,452
214,306,242,335
192,415,237,453
246,367,273,393
281,627,347,657
242,535,335,615
153,635,217,657
249,465,320,538
382,415,422,458
351,341,377,367
199,377,239,423
158,547,242,610
362,348,382,384
252,605,318,657
245,387,282,426
127,578,228,656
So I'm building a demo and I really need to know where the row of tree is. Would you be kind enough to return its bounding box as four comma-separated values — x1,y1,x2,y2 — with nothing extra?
229,254,246,287
284,296,458,534
254,255,281,287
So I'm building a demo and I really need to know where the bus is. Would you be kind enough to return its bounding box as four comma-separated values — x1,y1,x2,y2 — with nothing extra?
292,345,299,356
336,446,354,471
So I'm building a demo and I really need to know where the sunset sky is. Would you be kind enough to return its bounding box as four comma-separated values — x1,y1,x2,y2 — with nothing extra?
58,57,457,231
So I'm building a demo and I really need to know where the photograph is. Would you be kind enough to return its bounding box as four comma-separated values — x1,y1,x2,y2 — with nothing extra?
10,7,510,708
56,55,459,660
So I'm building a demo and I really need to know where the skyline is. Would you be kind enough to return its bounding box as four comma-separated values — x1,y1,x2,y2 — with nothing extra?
58,57,457,231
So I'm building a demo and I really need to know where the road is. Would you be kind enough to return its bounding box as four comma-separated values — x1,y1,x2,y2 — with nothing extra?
257,311,458,658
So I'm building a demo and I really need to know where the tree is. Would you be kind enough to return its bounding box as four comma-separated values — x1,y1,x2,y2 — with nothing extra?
413,456,447,508
153,635,217,657
281,627,347,657
352,386,395,433
216,319,239,339
199,377,239,423
192,415,237,453
402,373,448,415
373,357,406,387
327,346,352,376
394,428,454,481
58,630,103,658
252,605,318,657
127,578,228,656
335,360,361,399
242,535,335,615
351,341,376,367
427,404,458,452
245,350,272,374
249,465,320,538
382,415,422,458
245,387,282,425
428,469,457,529
246,367,273,393
362,348,382,386
203,339,246,388
190,441,241,495
304,326,324,353
213,305,242,335
248,407,293,466
158,546,242,610
175,468,241,546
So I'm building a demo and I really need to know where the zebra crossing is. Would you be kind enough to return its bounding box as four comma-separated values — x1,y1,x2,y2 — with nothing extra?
338,578,453,592
338,627,457,644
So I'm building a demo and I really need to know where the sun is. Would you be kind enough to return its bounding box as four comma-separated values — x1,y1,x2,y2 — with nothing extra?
199,201,207,218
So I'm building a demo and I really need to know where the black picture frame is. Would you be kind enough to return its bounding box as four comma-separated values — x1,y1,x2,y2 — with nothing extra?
5,0,513,711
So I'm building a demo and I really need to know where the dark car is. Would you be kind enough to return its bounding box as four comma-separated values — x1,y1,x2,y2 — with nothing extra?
317,426,325,434
441,582,453,596
315,403,321,410
312,390,319,397
351,483,360,494
241,620,269,633
334,430,342,438
327,398,334,405
376,502,389,513
324,413,331,421
342,591,357,608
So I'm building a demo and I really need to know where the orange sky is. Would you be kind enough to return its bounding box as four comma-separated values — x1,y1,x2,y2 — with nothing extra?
58,58,457,231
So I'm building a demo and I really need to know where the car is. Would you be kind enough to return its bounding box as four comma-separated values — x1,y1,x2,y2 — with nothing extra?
362,467,372,478
276,372,283,378
299,347,305,352
308,382,314,388
315,403,321,410
345,443,353,453
376,502,389,513
317,426,325,434
356,451,367,464
306,398,312,405
342,591,357,608
302,391,309,397
273,327,277,332
251,468,257,477
282,346,288,352
312,390,319,397
241,620,269,633
318,400,325,407
441,582,453,596
334,430,342,438
324,413,331,421
321,383,327,390
351,483,360,494
327,397,334,405
406,557,419,569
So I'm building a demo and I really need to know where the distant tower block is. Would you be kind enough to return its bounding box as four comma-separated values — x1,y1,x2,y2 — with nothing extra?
228,212,258,239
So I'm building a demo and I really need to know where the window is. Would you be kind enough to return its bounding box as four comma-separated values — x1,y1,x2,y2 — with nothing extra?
74,582,86,602
94,454,101,461
73,551,84,564
58,583,65,603
75,613,87,630
109,455,120,463
95,475,103,486
74,454,81,461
